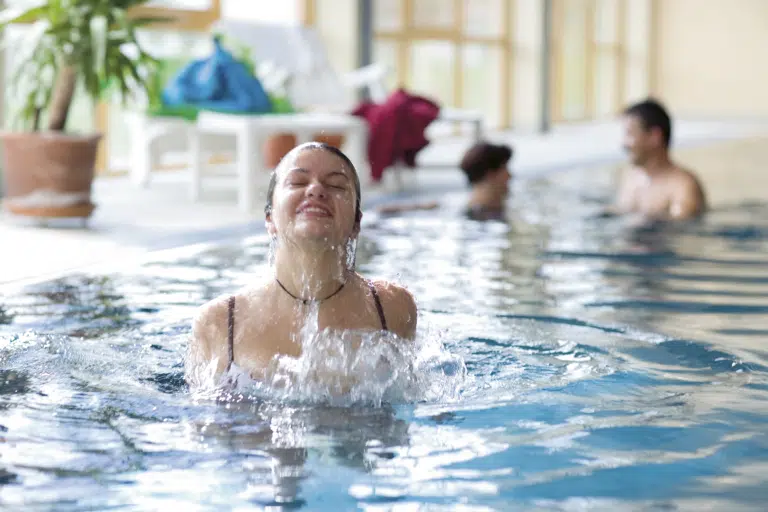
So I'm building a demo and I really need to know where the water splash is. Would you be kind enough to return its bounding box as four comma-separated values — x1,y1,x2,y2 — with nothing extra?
204,230,463,404
193,300,466,407
235,333,464,407
267,235,277,267
346,237,358,270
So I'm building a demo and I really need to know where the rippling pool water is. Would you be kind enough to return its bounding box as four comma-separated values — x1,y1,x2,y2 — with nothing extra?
2,165,768,510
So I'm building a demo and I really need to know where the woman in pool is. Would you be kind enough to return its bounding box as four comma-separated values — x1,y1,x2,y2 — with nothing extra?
186,142,418,388
376,141,513,221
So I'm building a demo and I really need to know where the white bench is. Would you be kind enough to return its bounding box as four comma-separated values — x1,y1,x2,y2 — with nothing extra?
192,111,368,213
126,114,196,188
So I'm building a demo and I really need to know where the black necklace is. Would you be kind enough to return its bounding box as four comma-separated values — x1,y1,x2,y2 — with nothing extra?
275,278,346,305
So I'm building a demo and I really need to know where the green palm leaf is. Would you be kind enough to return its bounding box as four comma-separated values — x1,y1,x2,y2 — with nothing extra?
0,0,174,131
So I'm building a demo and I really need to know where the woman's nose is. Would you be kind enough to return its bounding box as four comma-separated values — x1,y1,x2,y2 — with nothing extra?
306,181,327,198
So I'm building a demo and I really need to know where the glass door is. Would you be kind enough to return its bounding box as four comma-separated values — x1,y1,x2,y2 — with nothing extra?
551,0,592,122
367,0,513,131
550,0,651,124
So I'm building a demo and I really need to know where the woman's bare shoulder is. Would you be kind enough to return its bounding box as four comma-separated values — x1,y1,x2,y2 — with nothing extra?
192,280,271,336
193,294,231,330
368,278,418,339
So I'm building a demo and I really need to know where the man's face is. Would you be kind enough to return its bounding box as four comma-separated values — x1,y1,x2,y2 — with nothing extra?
622,115,658,166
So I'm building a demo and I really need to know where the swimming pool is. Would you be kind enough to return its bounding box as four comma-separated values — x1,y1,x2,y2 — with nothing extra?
2,163,768,510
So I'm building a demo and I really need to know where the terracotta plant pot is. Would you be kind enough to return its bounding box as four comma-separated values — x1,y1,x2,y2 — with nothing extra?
314,133,345,149
263,133,348,169
1,132,101,219
263,133,297,169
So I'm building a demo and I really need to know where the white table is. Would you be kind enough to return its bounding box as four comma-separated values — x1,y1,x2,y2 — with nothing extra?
127,113,196,188
194,111,368,213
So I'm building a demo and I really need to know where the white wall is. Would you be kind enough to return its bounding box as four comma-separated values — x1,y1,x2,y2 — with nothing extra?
655,0,768,119
221,0,301,24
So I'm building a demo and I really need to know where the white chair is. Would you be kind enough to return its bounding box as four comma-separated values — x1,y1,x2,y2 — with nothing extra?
342,62,485,141
193,111,368,213
127,21,359,205
126,113,197,189
126,23,485,203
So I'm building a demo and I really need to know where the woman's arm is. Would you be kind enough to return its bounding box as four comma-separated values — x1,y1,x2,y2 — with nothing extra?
374,281,418,340
185,297,232,389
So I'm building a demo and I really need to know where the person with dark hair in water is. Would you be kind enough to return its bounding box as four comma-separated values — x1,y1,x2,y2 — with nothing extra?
187,142,417,388
377,141,514,221
458,141,513,220
609,98,707,221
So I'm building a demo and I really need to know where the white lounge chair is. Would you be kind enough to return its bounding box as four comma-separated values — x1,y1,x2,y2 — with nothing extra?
341,62,484,142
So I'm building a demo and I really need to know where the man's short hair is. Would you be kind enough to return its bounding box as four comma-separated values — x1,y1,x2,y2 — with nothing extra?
460,142,513,185
624,98,672,148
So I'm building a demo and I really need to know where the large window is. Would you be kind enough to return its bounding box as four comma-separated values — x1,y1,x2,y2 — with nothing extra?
301,0,655,131
550,0,653,123
372,0,515,131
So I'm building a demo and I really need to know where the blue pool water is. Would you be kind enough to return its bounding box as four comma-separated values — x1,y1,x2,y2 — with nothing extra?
2,165,768,510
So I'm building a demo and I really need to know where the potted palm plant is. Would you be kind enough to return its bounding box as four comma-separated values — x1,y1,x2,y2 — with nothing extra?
0,0,169,220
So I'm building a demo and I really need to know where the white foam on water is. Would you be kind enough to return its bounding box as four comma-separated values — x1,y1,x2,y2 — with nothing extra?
190,303,467,407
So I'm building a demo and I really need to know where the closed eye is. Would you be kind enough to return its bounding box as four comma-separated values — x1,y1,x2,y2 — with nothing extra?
325,178,348,190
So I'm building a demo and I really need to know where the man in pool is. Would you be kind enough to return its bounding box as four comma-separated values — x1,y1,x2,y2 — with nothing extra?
377,141,514,221
609,98,707,221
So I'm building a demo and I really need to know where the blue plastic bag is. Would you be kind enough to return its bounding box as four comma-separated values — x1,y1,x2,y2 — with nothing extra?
161,36,273,114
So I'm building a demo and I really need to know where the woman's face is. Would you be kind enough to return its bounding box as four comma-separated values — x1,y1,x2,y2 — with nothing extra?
266,148,360,246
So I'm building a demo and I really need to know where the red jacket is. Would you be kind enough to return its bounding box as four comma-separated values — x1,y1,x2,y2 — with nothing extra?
351,88,440,182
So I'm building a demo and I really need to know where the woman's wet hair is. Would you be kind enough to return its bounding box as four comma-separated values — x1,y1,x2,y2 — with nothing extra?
460,142,513,185
264,142,363,225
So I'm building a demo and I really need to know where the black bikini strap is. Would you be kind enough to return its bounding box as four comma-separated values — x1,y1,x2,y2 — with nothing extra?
227,296,235,370
369,282,388,331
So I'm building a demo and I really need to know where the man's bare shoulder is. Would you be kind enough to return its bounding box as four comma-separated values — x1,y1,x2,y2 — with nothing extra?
619,164,644,179
673,165,704,187
369,279,418,340
671,166,707,199
609,165,642,214
667,165,708,218
615,165,648,194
